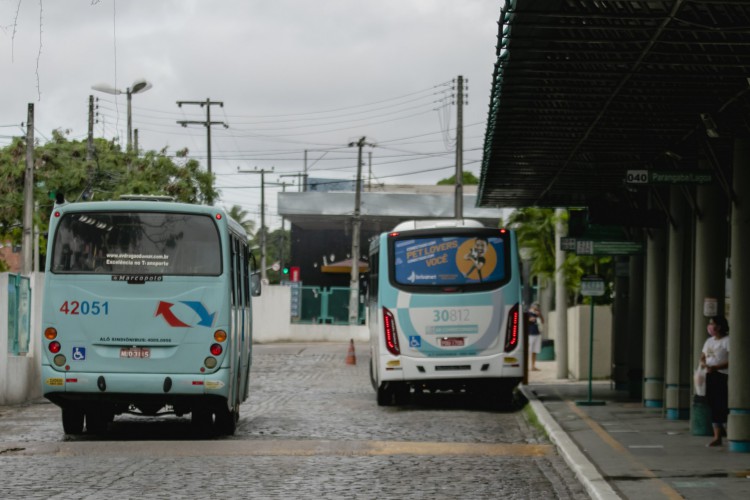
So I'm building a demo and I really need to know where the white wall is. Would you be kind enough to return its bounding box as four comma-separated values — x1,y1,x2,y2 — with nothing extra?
251,284,368,343
546,304,613,380
0,272,43,405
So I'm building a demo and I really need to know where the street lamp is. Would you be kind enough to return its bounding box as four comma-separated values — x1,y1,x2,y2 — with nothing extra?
91,78,153,152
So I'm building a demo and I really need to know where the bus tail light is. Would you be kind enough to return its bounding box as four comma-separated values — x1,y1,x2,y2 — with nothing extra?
504,304,520,352
45,327,58,340
49,341,62,354
382,307,400,355
210,344,223,356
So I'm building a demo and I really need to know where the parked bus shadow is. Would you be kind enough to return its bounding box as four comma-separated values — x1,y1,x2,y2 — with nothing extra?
398,388,526,413
63,415,233,441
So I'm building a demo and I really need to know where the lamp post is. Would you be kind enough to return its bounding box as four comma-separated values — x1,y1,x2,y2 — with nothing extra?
91,78,153,152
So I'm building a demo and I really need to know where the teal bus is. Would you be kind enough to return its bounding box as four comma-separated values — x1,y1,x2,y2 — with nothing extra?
41,197,258,435
368,219,524,407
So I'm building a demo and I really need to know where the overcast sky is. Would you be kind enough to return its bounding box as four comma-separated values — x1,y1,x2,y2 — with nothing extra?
1,0,501,228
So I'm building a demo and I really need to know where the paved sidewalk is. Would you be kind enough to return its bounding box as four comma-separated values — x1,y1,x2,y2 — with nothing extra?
523,359,750,499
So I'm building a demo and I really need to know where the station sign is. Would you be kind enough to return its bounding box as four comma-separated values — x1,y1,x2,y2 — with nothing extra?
560,237,577,251
580,275,606,297
575,240,643,255
626,170,712,185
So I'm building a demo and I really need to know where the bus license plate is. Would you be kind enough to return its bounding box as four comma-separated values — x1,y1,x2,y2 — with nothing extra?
440,338,464,347
120,347,151,359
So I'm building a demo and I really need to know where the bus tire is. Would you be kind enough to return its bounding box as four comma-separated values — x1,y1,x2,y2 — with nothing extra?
85,408,109,434
215,405,237,436
393,383,410,405
62,406,84,435
376,383,393,406
191,408,213,437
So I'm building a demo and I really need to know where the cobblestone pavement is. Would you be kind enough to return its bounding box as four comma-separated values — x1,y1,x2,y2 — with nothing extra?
0,342,588,499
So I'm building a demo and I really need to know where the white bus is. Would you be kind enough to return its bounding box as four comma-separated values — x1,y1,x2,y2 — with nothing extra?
367,219,524,407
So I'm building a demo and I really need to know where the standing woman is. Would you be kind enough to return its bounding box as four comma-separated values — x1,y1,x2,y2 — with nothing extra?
527,303,544,371
700,315,730,447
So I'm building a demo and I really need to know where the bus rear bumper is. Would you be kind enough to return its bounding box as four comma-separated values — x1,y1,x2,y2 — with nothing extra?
41,365,231,406
378,351,523,383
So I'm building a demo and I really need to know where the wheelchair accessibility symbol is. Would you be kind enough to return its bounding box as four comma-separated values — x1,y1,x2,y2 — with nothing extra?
408,336,421,348
72,347,86,361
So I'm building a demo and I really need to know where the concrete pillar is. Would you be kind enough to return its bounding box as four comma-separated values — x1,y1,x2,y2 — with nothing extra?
612,257,630,391
643,202,667,408
627,254,644,399
555,208,569,379
665,186,693,420
729,139,750,452
691,181,728,434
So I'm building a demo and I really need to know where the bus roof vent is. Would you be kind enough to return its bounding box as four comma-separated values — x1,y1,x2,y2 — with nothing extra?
391,219,485,231
119,195,176,202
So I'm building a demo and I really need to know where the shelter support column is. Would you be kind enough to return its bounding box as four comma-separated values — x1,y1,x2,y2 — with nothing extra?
627,254,644,399
691,179,728,435
643,201,667,408
555,208,569,379
729,139,750,452
665,186,692,419
612,257,629,391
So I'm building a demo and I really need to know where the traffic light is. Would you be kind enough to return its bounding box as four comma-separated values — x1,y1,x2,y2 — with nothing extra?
282,264,290,275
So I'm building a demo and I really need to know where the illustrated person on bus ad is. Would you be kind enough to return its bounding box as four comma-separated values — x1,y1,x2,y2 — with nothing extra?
700,315,729,447
463,237,487,281
528,303,543,371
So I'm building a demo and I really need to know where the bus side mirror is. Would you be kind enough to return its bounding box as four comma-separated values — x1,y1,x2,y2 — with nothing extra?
249,253,261,297
250,272,262,297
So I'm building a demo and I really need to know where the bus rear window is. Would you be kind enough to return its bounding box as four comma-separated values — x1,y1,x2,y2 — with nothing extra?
392,234,507,287
51,212,221,276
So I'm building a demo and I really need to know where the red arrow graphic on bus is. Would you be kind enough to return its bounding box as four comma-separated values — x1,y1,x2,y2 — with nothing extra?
155,301,191,327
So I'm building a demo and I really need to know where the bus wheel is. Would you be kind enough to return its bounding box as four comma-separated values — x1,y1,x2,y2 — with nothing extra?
393,383,410,405
62,407,84,435
191,408,213,437
85,408,110,434
215,406,237,436
376,383,393,406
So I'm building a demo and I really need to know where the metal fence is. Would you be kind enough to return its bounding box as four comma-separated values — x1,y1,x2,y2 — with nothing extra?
7,273,31,355
293,286,365,325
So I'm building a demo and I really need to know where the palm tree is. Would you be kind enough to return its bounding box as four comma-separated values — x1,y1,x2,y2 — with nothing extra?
227,205,256,237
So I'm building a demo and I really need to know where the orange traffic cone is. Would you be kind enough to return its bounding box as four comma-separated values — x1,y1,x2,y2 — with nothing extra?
345,339,357,365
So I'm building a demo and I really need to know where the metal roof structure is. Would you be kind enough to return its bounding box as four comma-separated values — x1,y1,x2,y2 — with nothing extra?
478,0,750,213
278,190,507,232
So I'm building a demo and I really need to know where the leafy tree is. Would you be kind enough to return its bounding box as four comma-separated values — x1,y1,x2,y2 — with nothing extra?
506,208,613,305
0,129,215,268
436,171,479,185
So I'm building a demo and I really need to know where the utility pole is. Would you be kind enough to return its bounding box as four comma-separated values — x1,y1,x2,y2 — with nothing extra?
237,166,274,283
347,137,375,324
279,181,289,271
87,95,94,161
368,151,372,191
134,129,139,155
177,99,228,204
303,150,308,191
21,104,34,275
454,75,467,220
